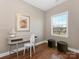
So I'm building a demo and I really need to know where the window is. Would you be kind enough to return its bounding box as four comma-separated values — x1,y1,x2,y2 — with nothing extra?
51,11,68,37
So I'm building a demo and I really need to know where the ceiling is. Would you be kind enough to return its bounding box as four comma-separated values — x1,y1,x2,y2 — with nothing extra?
23,0,67,11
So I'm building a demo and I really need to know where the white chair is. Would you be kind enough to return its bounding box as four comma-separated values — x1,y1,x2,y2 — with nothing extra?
24,34,35,57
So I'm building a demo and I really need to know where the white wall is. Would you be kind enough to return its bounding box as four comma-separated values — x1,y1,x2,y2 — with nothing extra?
45,0,79,50
0,0,45,53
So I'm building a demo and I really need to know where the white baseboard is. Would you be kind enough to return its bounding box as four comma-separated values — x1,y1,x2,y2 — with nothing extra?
0,40,47,58
35,40,48,46
68,47,79,53
1,41,79,58
0,47,24,58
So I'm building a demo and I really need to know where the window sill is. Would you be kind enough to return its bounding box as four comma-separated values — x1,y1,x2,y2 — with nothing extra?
51,34,68,38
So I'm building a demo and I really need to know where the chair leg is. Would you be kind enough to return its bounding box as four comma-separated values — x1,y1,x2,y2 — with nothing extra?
24,47,26,55
33,45,35,53
30,46,32,57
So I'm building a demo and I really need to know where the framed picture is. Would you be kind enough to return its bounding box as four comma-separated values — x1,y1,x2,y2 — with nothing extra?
16,14,30,31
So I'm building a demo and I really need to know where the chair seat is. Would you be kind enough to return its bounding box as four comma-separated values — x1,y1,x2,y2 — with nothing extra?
24,43,33,47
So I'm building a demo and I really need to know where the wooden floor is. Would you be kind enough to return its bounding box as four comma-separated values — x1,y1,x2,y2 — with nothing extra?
0,43,79,59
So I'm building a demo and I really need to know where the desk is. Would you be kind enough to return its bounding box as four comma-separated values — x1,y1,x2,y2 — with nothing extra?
8,36,30,59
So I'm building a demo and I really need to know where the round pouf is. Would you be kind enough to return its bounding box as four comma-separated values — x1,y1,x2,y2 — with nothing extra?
48,39,56,48
57,41,68,53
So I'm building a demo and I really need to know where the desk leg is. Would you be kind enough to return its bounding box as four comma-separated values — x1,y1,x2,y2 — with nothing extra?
16,44,19,59
9,45,11,55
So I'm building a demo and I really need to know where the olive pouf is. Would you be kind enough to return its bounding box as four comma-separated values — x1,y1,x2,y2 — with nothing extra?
57,41,68,53
48,39,56,48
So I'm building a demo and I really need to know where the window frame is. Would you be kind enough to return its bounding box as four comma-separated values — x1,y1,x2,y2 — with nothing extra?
51,11,68,37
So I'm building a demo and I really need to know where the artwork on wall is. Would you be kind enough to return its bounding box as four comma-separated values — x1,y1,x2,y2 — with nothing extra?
16,14,30,31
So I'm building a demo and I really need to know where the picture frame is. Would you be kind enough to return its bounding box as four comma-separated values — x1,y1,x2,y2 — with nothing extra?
16,14,30,31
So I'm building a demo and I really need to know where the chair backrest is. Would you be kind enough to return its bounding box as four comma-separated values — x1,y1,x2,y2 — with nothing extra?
30,34,35,45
